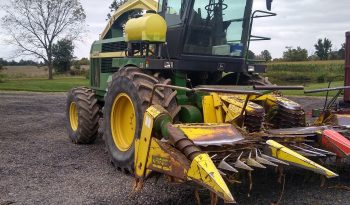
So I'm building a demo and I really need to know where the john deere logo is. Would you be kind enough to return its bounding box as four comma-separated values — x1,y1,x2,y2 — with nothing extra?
218,63,225,71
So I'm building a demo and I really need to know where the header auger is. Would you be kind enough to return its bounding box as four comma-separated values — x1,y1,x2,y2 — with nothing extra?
65,0,350,203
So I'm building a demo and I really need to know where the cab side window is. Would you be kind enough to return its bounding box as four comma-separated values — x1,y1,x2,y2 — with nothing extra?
165,0,184,26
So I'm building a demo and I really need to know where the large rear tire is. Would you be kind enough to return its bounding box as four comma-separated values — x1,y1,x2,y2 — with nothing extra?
103,67,180,173
66,87,100,144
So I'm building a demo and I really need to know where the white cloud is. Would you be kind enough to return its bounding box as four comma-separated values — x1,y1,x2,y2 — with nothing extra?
0,0,349,60
73,0,112,59
251,0,350,58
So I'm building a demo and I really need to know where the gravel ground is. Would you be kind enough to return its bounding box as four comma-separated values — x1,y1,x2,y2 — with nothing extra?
1,92,350,205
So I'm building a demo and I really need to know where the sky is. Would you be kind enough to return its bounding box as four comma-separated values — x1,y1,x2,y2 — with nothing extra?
0,0,349,60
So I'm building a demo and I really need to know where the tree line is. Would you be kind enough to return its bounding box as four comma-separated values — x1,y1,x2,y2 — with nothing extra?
0,59,42,66
251,38,346,62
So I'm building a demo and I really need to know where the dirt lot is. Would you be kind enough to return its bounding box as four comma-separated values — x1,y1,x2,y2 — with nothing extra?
1,92,350,205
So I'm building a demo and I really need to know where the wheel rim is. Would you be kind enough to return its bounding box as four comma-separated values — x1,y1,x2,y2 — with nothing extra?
69,102,78,131
111,93,136,151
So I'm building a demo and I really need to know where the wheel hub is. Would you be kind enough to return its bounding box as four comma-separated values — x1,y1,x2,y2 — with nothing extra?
110,93,136,151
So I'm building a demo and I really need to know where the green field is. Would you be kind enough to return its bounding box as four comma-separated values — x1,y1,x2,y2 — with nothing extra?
0,75,341,96
0,61,346,95
265,60,345,85
0,77,88,92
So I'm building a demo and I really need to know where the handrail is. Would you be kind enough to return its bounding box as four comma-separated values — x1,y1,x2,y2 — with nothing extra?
304,86,350,94
254,85,304,91
251,10,277,19
245,10,276,61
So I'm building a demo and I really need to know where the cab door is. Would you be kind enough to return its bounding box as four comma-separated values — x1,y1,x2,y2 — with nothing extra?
158,0,190,59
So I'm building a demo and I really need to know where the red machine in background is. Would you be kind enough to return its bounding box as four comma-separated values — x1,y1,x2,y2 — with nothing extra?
300,32,350,159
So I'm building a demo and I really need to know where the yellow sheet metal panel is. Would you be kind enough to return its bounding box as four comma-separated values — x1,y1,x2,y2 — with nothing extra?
254,94,301,109
187,153,235,203
202,94,224,123
146,105,164,118
202,95,217,123
220,95,262,113
101,0,158,39
211,93,224,123
147,139,172,172
226,104,242,122
90,51,125,59
125,13,167,42
211,93,222,107
266,140,338,178
146,138,189,180
135,111,154,178
135,105,168,178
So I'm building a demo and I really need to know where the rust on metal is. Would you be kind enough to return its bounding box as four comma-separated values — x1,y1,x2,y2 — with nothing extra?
254,149,278,167
175,123,245,147
148,139,190,180
234,152,253,171
220,94,265,132
267,126,328,135
255,94,306,128
218,154,238,173
317,112,350,129
166,124,202,160
246,151,266,168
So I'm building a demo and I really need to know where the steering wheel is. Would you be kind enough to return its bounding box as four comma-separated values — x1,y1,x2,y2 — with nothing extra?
205,0,228,12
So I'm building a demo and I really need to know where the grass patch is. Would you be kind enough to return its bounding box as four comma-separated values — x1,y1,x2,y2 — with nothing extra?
0,77,88,92
281,81,344,96
0,73,7,83
265,60,345,85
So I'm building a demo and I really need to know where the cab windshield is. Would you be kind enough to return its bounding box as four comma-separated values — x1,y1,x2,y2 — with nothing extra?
183,0,248,57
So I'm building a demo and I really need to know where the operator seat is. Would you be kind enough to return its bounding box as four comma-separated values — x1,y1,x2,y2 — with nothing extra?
183,8,213,55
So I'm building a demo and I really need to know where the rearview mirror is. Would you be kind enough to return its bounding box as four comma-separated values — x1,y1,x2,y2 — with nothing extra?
266,0,273,11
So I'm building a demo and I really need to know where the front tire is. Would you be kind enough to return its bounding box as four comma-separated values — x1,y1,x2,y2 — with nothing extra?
66,87,100,144
103,67,180,173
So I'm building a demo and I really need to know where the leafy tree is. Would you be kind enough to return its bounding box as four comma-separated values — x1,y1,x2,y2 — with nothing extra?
52,39,74,73
106,0,128,20
2,0,86,79
79,58,90,65
338,43,346,60
308,54,319,61
0,58,7,67
314,38,333,60
326,43,346,60
73,60,81,70
247,50,255,59
283,46,308,61
260,50,272,62
329,51,339,60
